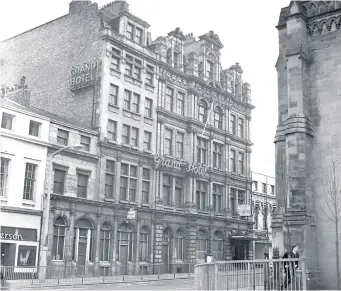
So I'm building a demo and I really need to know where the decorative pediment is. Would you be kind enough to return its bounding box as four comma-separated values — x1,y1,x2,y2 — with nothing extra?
199,30,224,49
167,27,186,41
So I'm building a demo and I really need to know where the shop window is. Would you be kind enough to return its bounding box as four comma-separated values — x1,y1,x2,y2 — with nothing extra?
17,245,37,266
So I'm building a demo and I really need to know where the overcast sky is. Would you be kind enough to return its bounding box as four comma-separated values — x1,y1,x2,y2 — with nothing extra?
0,0,289,178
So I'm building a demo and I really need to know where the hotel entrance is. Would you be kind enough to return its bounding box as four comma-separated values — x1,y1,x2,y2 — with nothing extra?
231,239,251,260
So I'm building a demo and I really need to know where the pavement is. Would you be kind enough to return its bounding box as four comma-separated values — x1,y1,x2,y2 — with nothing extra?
2,278,194,290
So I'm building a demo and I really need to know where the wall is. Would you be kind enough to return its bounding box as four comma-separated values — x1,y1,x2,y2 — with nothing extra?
0,3,102,128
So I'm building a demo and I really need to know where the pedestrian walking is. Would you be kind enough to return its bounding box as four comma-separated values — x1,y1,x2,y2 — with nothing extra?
281,245,300,290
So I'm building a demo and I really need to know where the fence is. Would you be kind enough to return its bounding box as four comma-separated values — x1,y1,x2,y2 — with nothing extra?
0,262,195,288
194,258,307,290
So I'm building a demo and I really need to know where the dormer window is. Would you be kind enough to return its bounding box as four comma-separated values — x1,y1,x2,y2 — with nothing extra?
126,23,143,45
135,27,142,44
173,45,180,69
127,23,133,40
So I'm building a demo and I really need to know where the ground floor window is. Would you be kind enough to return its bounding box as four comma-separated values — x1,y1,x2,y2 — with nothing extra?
139,226,149,262
196,229,208,260
73,219,94,264
175,229,184,260
116,223,134,265
212,231,224,261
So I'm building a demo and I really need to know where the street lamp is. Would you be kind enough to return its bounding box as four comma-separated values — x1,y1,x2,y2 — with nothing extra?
39,144,83,275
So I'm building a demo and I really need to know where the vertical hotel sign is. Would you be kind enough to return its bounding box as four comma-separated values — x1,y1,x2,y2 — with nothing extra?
69,58,99,91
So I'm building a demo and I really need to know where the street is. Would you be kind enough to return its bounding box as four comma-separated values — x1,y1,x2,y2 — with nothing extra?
15,278,195,290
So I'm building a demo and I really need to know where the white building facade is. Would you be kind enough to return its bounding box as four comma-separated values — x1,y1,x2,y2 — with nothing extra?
0,96,49,269
251,172,276,259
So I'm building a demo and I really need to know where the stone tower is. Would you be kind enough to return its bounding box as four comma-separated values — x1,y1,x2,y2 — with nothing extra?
274,1,341,289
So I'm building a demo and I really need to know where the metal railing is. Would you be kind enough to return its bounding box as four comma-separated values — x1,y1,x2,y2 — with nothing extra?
0,262,195,288
194,258,307,290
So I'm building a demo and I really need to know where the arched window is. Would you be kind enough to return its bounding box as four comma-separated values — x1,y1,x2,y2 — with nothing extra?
207,54,216,79
175,229,184,260
166,49,172,66
173,45,180,69
73,218,94,264
198,62,203,77
139,226,149,262
52,217,67,260
198,100,208,123
213,231,224,261
100,222,111,262
214,107,223,129
196,229,208,260
117,223,134,267
162,228,172,272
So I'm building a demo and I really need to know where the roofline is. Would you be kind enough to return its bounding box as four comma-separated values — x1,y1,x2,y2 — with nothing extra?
0,14,68,43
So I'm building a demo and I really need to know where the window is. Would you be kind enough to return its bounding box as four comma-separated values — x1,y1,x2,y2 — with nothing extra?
262,183,267,193
173,51,179,69
29,121,40,137
133,66,141,80
142,168,150,204
175,229,184,260
271,185,275,194
176,132,184,159
122,124,130,144
238,118,244,138
146,65,154,85
175,178,183,208
163,174,172,206
196,180,207,210
213,231,223,261
198,100,207,123
0,158,9,197
23,163,36,201
57,129,68,145
139,226,149,262
77,173,88,198
132,93,140,113
213,184,223,213
109,84,119,105
135,27,142,44
207,60,214,79
53,169,66,194
145,98,152,118
196,230,208,260
125,54,142,79
107,120,117,141
164,129,173,156
120,163,137,202
105,160,115,198
124,90,132,111
213,142,223,169
125,62,133,76
144,131,151,150
230,188,237,215
254,204,259,229
80,135,91,151
127,23,133,39
238,152,244,175
254,181,258,191
111,55,120,71
197,137,208,165
100,223,111,262
1,113,13,130
117,223,134,262
238,190,245,205
53,217,66,260
214,107,223,130
73,219,94,262
230,149,236,173
131,127,139,147
165,87,174,111
230,114,236,135
177,92,185,116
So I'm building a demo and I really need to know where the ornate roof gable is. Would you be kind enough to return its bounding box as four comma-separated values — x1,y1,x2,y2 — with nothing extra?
167,27,186,41
198,30,224,49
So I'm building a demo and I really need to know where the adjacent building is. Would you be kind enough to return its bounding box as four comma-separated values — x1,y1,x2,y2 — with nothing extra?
275,1,341,289
251,172,276,259
0,0,255,275
0,86,49,270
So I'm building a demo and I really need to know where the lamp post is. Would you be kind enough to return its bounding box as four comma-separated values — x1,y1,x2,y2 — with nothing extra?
39,144,83,279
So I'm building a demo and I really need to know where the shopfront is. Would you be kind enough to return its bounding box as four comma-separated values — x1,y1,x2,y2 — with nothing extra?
0,226,38,267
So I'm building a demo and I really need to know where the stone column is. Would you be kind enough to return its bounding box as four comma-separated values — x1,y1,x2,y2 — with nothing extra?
224,229,232,260
185,223,197,272
94,212,101,274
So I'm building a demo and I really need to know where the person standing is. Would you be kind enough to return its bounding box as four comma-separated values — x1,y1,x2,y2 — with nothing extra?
281,245,300,290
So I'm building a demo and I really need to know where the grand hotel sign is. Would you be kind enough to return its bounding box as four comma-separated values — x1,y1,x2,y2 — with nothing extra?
69,59,99,91
154,154,207,177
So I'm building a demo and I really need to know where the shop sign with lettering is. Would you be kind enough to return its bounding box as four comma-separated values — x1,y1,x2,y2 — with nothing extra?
70,59,98,91
153,154,207,176
0,226,37,242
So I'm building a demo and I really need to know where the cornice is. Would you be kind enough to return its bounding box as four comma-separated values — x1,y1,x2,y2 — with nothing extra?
1,130,50,148
0,205,43,216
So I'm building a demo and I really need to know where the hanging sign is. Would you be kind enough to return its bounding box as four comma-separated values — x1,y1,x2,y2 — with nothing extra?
237,205,251,216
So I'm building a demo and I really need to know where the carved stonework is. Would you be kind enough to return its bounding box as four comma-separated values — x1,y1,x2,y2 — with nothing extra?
159,67,187,88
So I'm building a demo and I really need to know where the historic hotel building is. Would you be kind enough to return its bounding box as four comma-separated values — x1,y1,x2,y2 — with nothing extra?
0,0,254,274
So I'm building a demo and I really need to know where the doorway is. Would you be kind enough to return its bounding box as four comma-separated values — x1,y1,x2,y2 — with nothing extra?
0,243,16,266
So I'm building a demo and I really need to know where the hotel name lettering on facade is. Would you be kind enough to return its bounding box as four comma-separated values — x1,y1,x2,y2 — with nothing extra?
69,59,98,91
154,154,207,176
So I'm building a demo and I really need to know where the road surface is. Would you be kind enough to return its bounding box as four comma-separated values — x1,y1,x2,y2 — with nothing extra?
16,278,194,290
